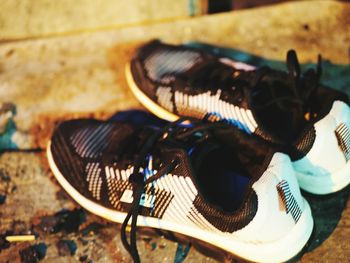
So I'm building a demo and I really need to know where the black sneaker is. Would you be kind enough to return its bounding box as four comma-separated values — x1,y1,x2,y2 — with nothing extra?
47,117,313,262
126,40,350,194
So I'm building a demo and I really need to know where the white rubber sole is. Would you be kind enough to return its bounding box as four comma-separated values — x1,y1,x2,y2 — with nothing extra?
125,62,180,122
295,159,350,195
47,141,313,263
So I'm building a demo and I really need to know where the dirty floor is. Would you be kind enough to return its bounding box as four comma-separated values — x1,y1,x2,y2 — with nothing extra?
1,1,350,262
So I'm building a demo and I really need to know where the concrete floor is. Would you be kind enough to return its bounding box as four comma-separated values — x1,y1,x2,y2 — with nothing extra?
0,1,350,262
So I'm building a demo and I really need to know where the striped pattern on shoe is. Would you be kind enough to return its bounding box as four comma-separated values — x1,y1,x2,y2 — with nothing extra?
47,117,313,262
335,122,350,161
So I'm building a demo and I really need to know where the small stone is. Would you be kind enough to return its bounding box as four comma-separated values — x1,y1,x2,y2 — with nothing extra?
19,246,38,263
54,209,86,233
151,242,157,251
34,243,47,260
142,237,152,243
0,170,11,182
78,237,89,246
79,255,88,262
158,242,166,249
36,208,86,235
0,194,6,204
0,234,10,251
19,243,47,263
81,222,103,236
57,239,77,256
36,215,58,234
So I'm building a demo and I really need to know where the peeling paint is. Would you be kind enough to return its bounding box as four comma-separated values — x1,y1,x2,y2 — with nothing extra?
0,102,18,151
57,240,77,256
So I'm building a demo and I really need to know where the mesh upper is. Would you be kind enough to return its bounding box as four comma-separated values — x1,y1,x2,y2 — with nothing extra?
130,41,350,161
49,119,261,233
141,43,204,85
51,119,134,206
132,41,259,134
293,126,316,160
335,122,350,161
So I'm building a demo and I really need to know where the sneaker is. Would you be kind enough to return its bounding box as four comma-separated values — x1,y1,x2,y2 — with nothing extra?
47,117,313,262
126,40,350,194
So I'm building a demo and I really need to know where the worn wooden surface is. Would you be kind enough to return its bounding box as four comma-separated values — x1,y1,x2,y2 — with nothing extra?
0,1,350,262
0,0,203,40
1,1,350,149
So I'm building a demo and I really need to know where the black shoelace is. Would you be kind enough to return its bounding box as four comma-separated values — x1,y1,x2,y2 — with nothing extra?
252,50,322,118
249,50,323,141
120,117,230,263
286,49,322,120
186,51,322,118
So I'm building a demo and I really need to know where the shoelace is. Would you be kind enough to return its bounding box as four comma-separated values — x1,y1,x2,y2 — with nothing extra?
252,50,322,119
120,117,230,262
186,51,322,120
286,49,322,120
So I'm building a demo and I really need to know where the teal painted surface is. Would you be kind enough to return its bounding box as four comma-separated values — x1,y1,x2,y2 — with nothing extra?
174,243,191,263
0,103,18,151
188,0,196,16
186,42,350,96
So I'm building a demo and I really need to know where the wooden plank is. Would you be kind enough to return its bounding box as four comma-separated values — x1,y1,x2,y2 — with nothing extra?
0,0,207,40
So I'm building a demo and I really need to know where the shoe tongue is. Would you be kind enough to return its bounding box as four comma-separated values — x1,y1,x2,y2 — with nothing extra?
250,68,307,140
156,128,204,154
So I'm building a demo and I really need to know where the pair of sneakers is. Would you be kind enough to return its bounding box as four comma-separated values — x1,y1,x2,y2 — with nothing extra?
47,40,350,262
